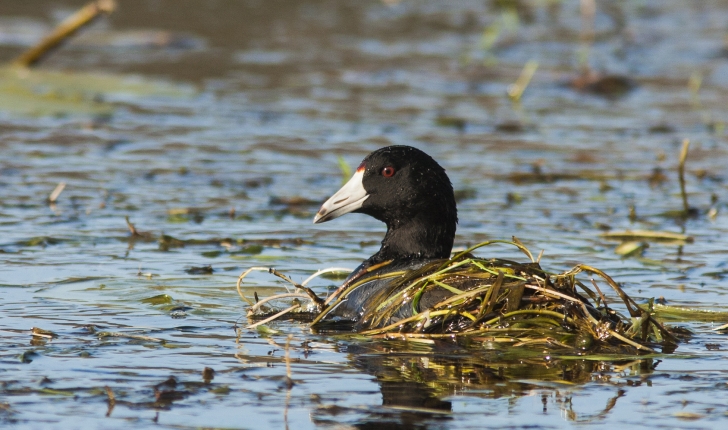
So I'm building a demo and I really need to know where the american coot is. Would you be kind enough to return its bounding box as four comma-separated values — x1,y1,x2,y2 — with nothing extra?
312,146,465,330
301,145,674,352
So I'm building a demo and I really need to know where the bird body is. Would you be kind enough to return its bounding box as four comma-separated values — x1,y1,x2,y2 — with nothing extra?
292,145,675,353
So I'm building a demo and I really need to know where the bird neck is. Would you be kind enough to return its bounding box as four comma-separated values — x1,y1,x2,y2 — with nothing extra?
365,214,455,268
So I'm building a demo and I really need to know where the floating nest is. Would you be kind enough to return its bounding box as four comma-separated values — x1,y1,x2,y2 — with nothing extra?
237,239,681,355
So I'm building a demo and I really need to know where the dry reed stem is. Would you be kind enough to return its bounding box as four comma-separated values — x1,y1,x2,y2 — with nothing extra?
507,60,538,102
48,182,66,203
678,138,691,215
246,304,301,330
600,230,692,243
13,0,117,68
236,267,269,306
248,293,312,314
301,267,352,286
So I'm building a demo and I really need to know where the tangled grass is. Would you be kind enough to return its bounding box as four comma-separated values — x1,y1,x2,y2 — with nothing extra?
238,239,680,355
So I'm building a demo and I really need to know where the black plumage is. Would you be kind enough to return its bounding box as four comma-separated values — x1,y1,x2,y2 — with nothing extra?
313,146,461,329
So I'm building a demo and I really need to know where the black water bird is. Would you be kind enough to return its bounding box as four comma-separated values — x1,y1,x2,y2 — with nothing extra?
309,146,672,355
313,145,461,329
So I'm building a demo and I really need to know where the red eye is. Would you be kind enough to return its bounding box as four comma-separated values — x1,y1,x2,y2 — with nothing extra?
381,166,396,177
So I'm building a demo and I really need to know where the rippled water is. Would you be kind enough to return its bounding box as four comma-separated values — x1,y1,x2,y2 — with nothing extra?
1,0,728,428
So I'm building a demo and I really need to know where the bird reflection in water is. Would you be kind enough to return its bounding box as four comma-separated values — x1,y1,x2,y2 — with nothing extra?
311,339,659,429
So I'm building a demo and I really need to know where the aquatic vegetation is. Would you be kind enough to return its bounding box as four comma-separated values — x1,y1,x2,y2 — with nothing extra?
240,239,680,356
0,66,195,117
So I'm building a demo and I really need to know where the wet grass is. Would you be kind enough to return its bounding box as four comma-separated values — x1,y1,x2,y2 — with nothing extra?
244,240,686,356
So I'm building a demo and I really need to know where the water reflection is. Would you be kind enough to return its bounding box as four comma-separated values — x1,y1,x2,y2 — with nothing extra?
321,339,660,428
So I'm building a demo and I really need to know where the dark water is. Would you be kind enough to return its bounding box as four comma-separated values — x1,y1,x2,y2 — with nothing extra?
1,0,727,428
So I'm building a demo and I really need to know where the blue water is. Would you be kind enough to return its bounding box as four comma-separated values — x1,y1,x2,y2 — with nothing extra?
1,0,727,428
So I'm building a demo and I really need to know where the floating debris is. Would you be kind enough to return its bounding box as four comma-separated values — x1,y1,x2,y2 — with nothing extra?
600,230,693,244
202,367,215,383
269,196,321,206
185,265,214,275
141,294,173,305
434,115,467,131
97,331,165,343
125,217,155,240
614,241,648,257
31,327,58,339
167,207,205,223
570,73,636,98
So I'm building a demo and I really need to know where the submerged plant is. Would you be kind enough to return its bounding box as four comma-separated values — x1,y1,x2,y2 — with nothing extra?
238,240,681,356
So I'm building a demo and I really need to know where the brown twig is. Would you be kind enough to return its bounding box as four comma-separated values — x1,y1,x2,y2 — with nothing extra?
511,236,535,262
13,0,117,68
125,216,139,236
269,268,325,309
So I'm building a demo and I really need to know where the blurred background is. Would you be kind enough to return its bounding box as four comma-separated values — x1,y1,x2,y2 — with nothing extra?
1,1,728,428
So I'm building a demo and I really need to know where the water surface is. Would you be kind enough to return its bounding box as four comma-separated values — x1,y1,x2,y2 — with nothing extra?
1,0,728,428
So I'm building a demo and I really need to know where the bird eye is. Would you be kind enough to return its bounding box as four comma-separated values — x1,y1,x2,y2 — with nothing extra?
381,166,396,177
